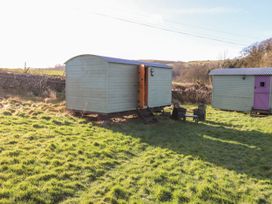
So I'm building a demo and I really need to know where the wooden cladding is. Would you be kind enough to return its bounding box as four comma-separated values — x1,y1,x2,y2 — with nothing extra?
138,64,148,109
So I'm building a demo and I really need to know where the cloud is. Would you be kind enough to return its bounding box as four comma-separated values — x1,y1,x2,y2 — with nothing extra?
171,7,243,15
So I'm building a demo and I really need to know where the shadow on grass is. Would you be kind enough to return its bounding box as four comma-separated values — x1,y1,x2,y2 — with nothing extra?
100,118,272,181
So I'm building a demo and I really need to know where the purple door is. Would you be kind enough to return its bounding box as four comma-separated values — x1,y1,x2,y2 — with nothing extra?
253,76,271,110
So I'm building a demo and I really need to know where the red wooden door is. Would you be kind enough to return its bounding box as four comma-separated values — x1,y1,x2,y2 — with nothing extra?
138,64,148,109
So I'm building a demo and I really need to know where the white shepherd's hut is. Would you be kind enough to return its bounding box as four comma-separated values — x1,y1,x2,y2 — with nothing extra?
209,68,272,113
65,54,172,114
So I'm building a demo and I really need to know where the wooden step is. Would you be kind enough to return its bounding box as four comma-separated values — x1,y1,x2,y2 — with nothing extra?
137,108,158,124
250,109,271,116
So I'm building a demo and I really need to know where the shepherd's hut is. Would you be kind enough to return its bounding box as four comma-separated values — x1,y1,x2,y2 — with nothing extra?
65,54,172,114
209,68,272,113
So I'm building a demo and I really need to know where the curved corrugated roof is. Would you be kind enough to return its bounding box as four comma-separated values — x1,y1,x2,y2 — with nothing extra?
65,54,171,69
209,68,272,76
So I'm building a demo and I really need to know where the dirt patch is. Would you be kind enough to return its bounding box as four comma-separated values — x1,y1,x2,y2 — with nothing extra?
70,111,139,126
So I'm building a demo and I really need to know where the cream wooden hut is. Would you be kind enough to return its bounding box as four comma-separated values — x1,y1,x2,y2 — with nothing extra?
209,68,272,113
65,54,172,114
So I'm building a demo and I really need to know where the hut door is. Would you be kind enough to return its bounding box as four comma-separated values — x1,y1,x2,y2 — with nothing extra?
253,76,271,110
138,65,148,109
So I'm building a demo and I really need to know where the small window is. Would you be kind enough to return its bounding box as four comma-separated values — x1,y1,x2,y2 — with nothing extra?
260,82,265,87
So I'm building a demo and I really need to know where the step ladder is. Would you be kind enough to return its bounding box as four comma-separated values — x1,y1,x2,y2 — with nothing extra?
137,108,158,124
250,108,270,117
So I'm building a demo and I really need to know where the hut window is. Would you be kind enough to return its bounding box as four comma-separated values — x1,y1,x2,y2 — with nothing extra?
260,82,265,87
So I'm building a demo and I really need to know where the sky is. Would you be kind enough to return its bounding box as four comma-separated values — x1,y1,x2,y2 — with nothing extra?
0,0,271,68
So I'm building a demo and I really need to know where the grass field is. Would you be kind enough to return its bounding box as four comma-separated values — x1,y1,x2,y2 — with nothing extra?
0,98,272,203
0,68,64,76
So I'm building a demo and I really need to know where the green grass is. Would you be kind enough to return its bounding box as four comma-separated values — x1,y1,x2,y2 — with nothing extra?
0,98,272,203
0,68,64,76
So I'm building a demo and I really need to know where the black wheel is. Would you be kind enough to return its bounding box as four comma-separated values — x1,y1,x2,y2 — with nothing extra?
195,118,199,124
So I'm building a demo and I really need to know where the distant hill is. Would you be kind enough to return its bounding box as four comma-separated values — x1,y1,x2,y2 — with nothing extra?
143,37,272,84
140,59,176,64
142,59,223,84
2,37,271,85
